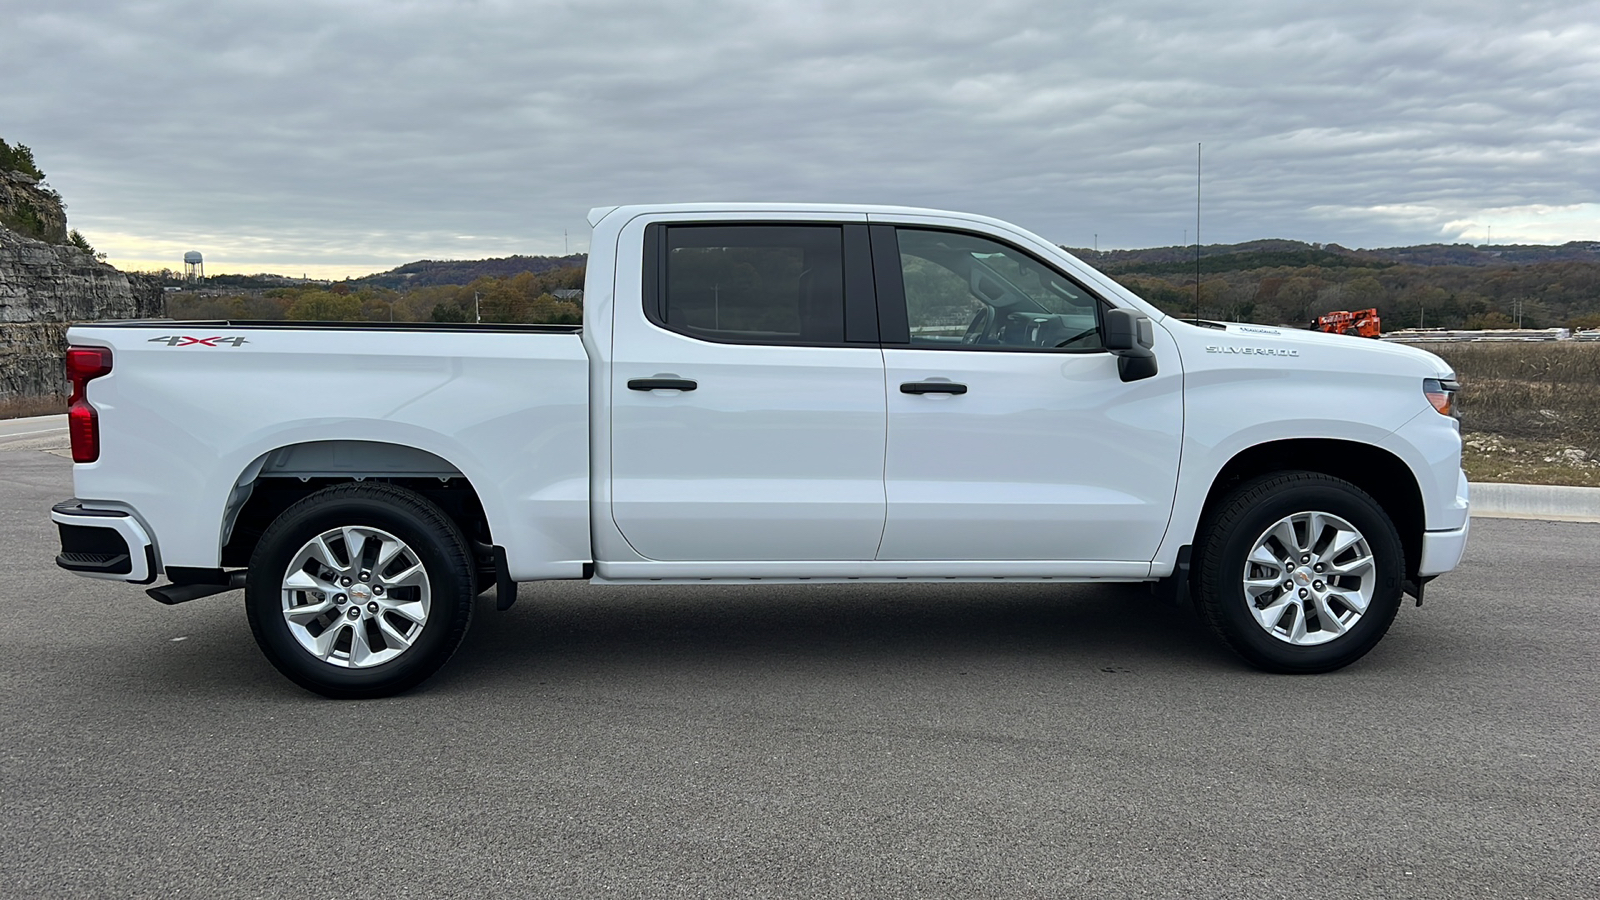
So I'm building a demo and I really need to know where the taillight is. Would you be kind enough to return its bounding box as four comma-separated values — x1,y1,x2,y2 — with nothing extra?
1423,376,1459,418
65,346,113,463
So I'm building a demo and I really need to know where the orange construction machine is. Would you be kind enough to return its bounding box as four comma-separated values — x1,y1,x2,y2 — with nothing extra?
1311,308,1381,338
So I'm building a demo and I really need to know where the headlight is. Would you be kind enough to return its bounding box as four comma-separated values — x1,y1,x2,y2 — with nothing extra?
1423,376,1459,418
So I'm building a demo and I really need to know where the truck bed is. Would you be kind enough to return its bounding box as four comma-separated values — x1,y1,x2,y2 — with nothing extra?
67,319,591,580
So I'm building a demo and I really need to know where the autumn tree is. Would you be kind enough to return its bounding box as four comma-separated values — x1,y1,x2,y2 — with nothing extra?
286,291,364,321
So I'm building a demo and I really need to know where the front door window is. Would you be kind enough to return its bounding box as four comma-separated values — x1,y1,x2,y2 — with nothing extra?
896,229,1105,351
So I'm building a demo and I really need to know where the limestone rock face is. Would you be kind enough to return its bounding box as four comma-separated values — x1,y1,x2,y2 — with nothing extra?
0,169,68,244
0,320,73,398
0,226,163,398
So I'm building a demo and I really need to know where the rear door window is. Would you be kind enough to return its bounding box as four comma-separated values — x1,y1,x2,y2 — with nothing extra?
653,225,846,345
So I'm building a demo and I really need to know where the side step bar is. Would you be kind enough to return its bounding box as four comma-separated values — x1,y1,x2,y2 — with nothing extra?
147,570,247,605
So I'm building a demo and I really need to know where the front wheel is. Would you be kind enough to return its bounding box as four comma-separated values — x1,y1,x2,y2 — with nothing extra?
1194,472,1405,673
245,483,476,698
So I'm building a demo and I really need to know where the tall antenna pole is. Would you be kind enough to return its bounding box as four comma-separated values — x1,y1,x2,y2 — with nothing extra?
1195,142,1202,322
565,229,569,255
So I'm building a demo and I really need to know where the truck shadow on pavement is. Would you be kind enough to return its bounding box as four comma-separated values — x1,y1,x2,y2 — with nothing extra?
102,582,1241,701
434,580,1236,689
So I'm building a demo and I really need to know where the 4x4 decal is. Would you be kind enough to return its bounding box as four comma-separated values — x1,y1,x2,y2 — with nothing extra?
147,336,249,347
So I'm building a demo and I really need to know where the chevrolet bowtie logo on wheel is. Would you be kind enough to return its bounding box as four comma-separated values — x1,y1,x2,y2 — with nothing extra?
147,336,249,347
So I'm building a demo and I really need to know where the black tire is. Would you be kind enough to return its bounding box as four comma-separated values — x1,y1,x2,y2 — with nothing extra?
245,482,476,698
1194,472,1404,673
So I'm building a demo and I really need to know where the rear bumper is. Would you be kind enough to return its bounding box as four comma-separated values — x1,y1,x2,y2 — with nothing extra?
52,500,156,584
1418,518,1470,577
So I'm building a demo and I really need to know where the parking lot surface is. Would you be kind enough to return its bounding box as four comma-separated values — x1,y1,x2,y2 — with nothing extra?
2,447,1596,898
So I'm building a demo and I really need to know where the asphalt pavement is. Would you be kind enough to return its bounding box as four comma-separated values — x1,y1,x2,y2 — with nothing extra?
1,447,1596,899
0,414,67,454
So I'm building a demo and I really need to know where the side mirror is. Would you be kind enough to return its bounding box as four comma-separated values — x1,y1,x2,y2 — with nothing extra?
1103,308,1157,382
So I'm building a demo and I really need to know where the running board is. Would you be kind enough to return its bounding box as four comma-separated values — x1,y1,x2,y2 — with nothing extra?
147,570,248,605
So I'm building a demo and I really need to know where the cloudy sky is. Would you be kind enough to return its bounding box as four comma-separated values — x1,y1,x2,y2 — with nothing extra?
3,0,1598,277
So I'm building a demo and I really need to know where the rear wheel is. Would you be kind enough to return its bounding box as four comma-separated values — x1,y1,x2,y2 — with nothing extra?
245,483,476,698
1194,472,1404,673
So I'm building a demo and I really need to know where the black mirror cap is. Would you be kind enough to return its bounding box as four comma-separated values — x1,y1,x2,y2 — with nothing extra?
1104,307,1140,351
1104,308,1158,381
1118,354,1158,382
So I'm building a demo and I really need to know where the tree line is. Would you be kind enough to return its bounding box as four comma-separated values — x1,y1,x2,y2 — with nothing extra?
165,242,1600,333
1104,258,1600,331
166,266,584,325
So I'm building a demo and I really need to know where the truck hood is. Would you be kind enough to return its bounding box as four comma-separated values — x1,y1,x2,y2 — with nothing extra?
1169,320,1455,378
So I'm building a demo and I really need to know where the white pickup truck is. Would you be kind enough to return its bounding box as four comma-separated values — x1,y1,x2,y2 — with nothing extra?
53,203,1469,697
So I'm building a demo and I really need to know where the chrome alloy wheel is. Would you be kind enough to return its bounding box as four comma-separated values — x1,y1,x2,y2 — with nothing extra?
1241,511,1376,646
280,525,431,668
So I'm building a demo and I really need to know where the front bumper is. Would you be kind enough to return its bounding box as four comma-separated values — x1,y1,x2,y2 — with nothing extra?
1418,518,1470,577
52,499,156,584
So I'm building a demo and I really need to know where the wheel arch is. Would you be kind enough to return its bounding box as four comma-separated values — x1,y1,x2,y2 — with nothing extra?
1194,438,1424,579
219,440,494,570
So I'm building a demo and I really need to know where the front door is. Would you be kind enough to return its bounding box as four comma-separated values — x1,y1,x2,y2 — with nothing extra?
874,226,1183,563
609,221,888,561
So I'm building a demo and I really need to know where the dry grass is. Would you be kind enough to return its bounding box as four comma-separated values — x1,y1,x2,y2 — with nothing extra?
1427,342,1600,484
1461,434,1600,487
0,393,65,419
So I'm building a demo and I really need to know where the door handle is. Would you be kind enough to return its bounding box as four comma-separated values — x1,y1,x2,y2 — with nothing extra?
628,378,697,392
900,381,967,395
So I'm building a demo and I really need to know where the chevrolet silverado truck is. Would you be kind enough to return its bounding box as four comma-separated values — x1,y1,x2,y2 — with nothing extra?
52,203,1469,697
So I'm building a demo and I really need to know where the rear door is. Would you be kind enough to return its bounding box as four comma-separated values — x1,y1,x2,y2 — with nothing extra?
608,219,888,561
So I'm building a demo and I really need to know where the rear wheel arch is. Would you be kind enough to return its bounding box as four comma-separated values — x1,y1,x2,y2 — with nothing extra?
220,440,495,573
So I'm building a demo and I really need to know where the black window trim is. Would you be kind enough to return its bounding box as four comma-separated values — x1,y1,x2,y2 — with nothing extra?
875,223,1114,355
642,220,1117,353
642,221,879,349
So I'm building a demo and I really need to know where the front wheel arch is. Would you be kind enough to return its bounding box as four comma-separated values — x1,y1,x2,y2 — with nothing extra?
1193,439,1424,581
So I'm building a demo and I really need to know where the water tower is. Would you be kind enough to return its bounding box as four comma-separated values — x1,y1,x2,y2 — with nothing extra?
183,250,204,282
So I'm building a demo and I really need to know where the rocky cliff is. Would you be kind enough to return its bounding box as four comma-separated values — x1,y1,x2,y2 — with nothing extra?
0,226,163,397
0,168,68,244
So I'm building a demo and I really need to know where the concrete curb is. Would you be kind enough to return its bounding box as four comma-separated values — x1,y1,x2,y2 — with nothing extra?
1470,482,1600,524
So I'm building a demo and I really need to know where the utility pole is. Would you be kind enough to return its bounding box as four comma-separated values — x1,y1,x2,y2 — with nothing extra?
1195,142,1202,323
474,291,481,324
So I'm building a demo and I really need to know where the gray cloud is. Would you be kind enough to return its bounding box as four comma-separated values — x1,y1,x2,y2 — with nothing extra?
3,0,1597,274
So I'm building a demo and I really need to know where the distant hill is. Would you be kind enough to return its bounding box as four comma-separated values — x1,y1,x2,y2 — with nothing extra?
178,235,1598,333
1066,239,1600,274
353,253,588,289
1062,239,1600,331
